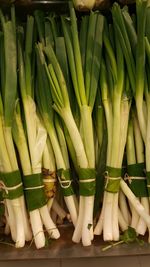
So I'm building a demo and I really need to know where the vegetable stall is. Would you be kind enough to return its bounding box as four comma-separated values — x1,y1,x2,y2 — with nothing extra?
0,0,150,263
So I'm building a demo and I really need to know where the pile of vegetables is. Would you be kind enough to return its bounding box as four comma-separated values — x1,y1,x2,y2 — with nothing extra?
0,0,150,249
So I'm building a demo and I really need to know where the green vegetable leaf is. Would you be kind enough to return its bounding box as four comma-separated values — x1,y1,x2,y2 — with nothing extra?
102,227,144,251
120,226,137,243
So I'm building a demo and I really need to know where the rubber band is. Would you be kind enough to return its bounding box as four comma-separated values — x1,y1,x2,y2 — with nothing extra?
0,180,23,195
57,176,72,189
79,178,95,183
24,185,44,190
124,174,146,184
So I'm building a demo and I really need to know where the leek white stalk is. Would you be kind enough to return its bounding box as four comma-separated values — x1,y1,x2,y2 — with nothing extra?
119,191,131,225
136,197,149,235
126,116,140,229
0,109,25,247
4,125,32,243
118,208,128,232
51,198,69,221
120,180,150,227
128,109,148,235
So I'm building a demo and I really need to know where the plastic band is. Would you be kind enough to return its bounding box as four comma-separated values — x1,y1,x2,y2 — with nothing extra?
127,163,148,197
104,166,122,193
0,170,23,199
79,168,96,196
57,169,74,197
23,173,46,211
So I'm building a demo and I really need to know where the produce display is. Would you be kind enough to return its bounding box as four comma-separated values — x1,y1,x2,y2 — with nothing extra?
0,0,150,250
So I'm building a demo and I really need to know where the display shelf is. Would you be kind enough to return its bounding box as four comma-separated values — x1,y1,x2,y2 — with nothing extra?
0,0,69,17
0,225,150,261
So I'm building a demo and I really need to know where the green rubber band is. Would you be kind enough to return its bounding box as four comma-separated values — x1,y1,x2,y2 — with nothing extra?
23,173,46,211
0,170,23,199
104,166,121,193
127,163,147,197
78,168,96,196
57,169,74,197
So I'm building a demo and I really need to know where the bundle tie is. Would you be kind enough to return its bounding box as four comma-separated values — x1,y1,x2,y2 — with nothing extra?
57,176,72,189
24,185,44,190
0,180,23,195
104,171,121,189
79,178,95,183
124,173,146,184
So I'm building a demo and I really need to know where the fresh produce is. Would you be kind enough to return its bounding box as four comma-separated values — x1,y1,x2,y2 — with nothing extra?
0,0,150,250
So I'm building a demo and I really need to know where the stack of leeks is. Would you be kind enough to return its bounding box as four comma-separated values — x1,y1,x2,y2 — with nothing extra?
1,0,150,249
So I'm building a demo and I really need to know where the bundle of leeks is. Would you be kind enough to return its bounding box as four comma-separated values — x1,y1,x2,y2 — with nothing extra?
34,13,79,226
0,6,32,247
16,15,60,249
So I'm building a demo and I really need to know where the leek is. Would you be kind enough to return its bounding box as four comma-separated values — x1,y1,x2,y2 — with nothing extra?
60,5,104,246
35,42,78,227
0,7,31,248
17,16,60,249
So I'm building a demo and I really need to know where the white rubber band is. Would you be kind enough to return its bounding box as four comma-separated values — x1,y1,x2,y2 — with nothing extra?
124,174,146,184
58,176,72,189
104,177,121,180
24,185,44,190
79,178,95,183
0,180,23,195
